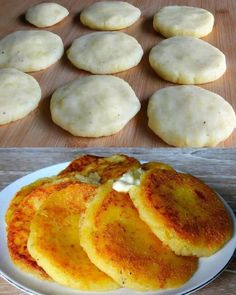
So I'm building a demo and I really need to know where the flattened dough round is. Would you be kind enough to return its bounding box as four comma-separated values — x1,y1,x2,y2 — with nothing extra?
25,2,69,27
80,1,141,30
0,68,41,125
153,6,214,38
50,75,141,137
0,30,64,72
149,36,226,84
67,32,143,74
147,86,236,147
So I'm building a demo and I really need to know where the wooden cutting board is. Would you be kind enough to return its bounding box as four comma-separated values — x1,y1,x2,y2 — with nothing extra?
0,0,236,147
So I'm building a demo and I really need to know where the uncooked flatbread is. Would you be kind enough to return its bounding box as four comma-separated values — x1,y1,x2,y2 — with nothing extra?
80,1,141,30
147,85,236,147
50,75,141,137
0,30,64,72
67,32,143,74
25,2,69,27
153,6,214,38
149,36,226,84
0,68,41,125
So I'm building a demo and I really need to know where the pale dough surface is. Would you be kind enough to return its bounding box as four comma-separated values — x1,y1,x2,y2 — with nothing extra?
147,86,236,147
25,2,69,27
0,68,41,125
149,36,226,84
67,31,143,74
80,1,141,30
153,6,214,38
50,75,141,137
0,30,64,72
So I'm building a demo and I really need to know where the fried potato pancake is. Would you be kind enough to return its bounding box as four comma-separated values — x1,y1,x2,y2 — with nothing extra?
6,165,102,226
6,154,138,279
80,182,198,291
129,169,233,257
142,161,175,171
6,177,81,279
60,154,141,183
27,183,119,291
5,177,52,224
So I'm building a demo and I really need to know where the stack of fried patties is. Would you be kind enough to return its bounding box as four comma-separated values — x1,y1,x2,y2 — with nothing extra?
6,154,232,291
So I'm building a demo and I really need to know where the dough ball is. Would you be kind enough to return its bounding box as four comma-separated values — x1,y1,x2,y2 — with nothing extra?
0,68,41,125
149,36,226,84
50,75,141,137
0,30,64,72
67,31,143,74
80,1,141,30
25,2,69,27
147,85,236,147
153,6,214,38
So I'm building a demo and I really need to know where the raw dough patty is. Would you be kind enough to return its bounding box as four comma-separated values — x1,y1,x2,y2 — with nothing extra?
149,36,226,84
0,30,64,72
50,75,141,137
147,85,236,147
153,6,214,38
80,1,141,30
0,68,41,125
25,2,69,27
67,31,143,74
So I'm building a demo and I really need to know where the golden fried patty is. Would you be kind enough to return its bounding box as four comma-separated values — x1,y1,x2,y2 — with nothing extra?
80,182,198,291
142,161,175,171
27,183,118,291
5,177,53,224
6,177,80,279
59,154,141,183
129,169,233,257
6,154,139,279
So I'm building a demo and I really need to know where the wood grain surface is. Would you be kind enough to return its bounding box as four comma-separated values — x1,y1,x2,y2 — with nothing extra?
0,148,235,295
0,0,236,147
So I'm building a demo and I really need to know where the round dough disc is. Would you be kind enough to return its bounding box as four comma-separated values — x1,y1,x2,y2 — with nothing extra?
25,2,69,27
153,6,214,38
0,30,64,72
147,85,236,147
50,75,141,137
80,1,141,30
0,68,41,125
67,31,143,74
149,36,226,84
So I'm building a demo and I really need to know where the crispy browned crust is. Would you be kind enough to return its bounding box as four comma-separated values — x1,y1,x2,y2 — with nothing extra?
27,183,118,290
80,183,198,290
59,154,141,183
6,154,140,280
5,177,53,225
7,180,78,280
139,169,233,254
142,161,175,171
59,155,101,175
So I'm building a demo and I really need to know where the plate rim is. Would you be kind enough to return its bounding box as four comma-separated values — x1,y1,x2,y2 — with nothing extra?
0,161,235,295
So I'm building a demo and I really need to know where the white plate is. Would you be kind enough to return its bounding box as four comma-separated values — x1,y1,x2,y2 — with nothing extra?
0,162,235,295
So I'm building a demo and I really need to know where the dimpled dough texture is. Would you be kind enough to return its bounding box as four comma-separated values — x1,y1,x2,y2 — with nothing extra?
149,36,226,84
147,86,236,147
0,68,41,125
153,6,214,38
0,30,64,72
80,1,141,30
25,2,69,28
50,75,141,137
67,32,143,74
